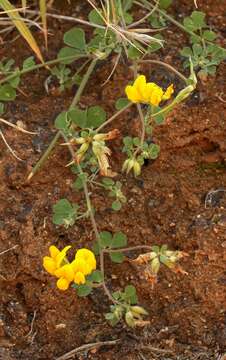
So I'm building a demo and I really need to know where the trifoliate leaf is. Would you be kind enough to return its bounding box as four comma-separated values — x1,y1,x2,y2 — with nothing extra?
110,252,125,263
68,107,87,128
99,231,112,248
57,47,81,64
115,97,130,110
87,105,106,128
63,27,86,50
77,284,92,297
112,200,122,211
0,84,16,101
112,232,127,248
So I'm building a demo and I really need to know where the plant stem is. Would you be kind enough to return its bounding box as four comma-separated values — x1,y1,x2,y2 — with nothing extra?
60,131,120,306
71,59,98,107
133,62,145,155
138,59,187,83
0,54,90,86
27,58,98,181
27,131,61,181
104,245,152,254
96,102,133,132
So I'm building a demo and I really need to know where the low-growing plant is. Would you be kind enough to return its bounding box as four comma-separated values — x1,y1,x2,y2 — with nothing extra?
1,0,225,328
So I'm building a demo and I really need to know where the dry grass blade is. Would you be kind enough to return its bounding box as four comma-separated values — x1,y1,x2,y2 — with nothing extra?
0,0,44,63
0,127,23,161
0,118,38,134
56,340,120,360
21,0,26,14
39,0,47,48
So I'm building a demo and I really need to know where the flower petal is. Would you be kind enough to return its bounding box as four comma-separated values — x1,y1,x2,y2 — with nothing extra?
49,245,60,259
125,85,140,103
55,245,71,268
74,271,86,285
162,84,174,100
43,256,56,275
75,249,96,271
57,277,70,290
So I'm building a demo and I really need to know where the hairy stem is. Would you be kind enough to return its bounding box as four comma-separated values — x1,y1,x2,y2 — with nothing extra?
138,59,187,83
96,102,133,132
27,58,98,181
0,54,90,86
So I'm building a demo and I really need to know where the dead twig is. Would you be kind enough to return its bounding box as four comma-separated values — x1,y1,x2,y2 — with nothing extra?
55,339,120,360
25,310,37,344
0,245,18,256
141,345,173,354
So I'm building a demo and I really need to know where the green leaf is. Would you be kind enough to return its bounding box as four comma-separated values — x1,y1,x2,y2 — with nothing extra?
88,9,104,25
115,97,130,110
159,0,172,9
77,284,92,297
149,144,160,159
183,17,196,32
73,173,87,190
0,102,4,115
147,34,163,53
123,0,133,11
128,44,142,59
191,11,206,29
152,106,165,125
152,245,160,253
203,30,217,41
124,285,137,304
180,46,193,57
52,199,78,227
0,84,16,101
102,178,114,186
112,200,122,211
124,12,133,25
8,73,20,88
99,231,112,248
112,232,127,248
22,56,35,70
87,270,103,283
54,111,69,131
93,241,101,255
58,46,81,64
110,252,125,263
64,27,86,50
87,106,106,128
192,43,203,56
68,107,87,128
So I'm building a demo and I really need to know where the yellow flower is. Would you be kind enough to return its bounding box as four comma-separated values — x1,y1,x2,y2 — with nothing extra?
74,271,86,285
43,246,96,291
54,263,75,290
125,75,174,106
162,83,174,100
75,248,96,274
43,245,71,276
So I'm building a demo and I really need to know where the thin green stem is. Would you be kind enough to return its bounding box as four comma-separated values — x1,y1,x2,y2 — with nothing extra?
133,62,145,156
27,58,98,181
27,131,61,181
0,54,90,86
138,59,188,83
96,102,133,132
71,59,98,108
60,131,120,306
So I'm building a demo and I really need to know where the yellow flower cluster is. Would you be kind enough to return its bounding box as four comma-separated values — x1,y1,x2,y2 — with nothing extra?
43,246,96,291
125,75,174,106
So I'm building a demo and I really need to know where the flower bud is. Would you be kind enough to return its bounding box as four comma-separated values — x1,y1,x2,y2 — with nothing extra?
125,311,135,328
133,161,141,176
131,306,148,317
151,257,160,274
75,137,86,144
